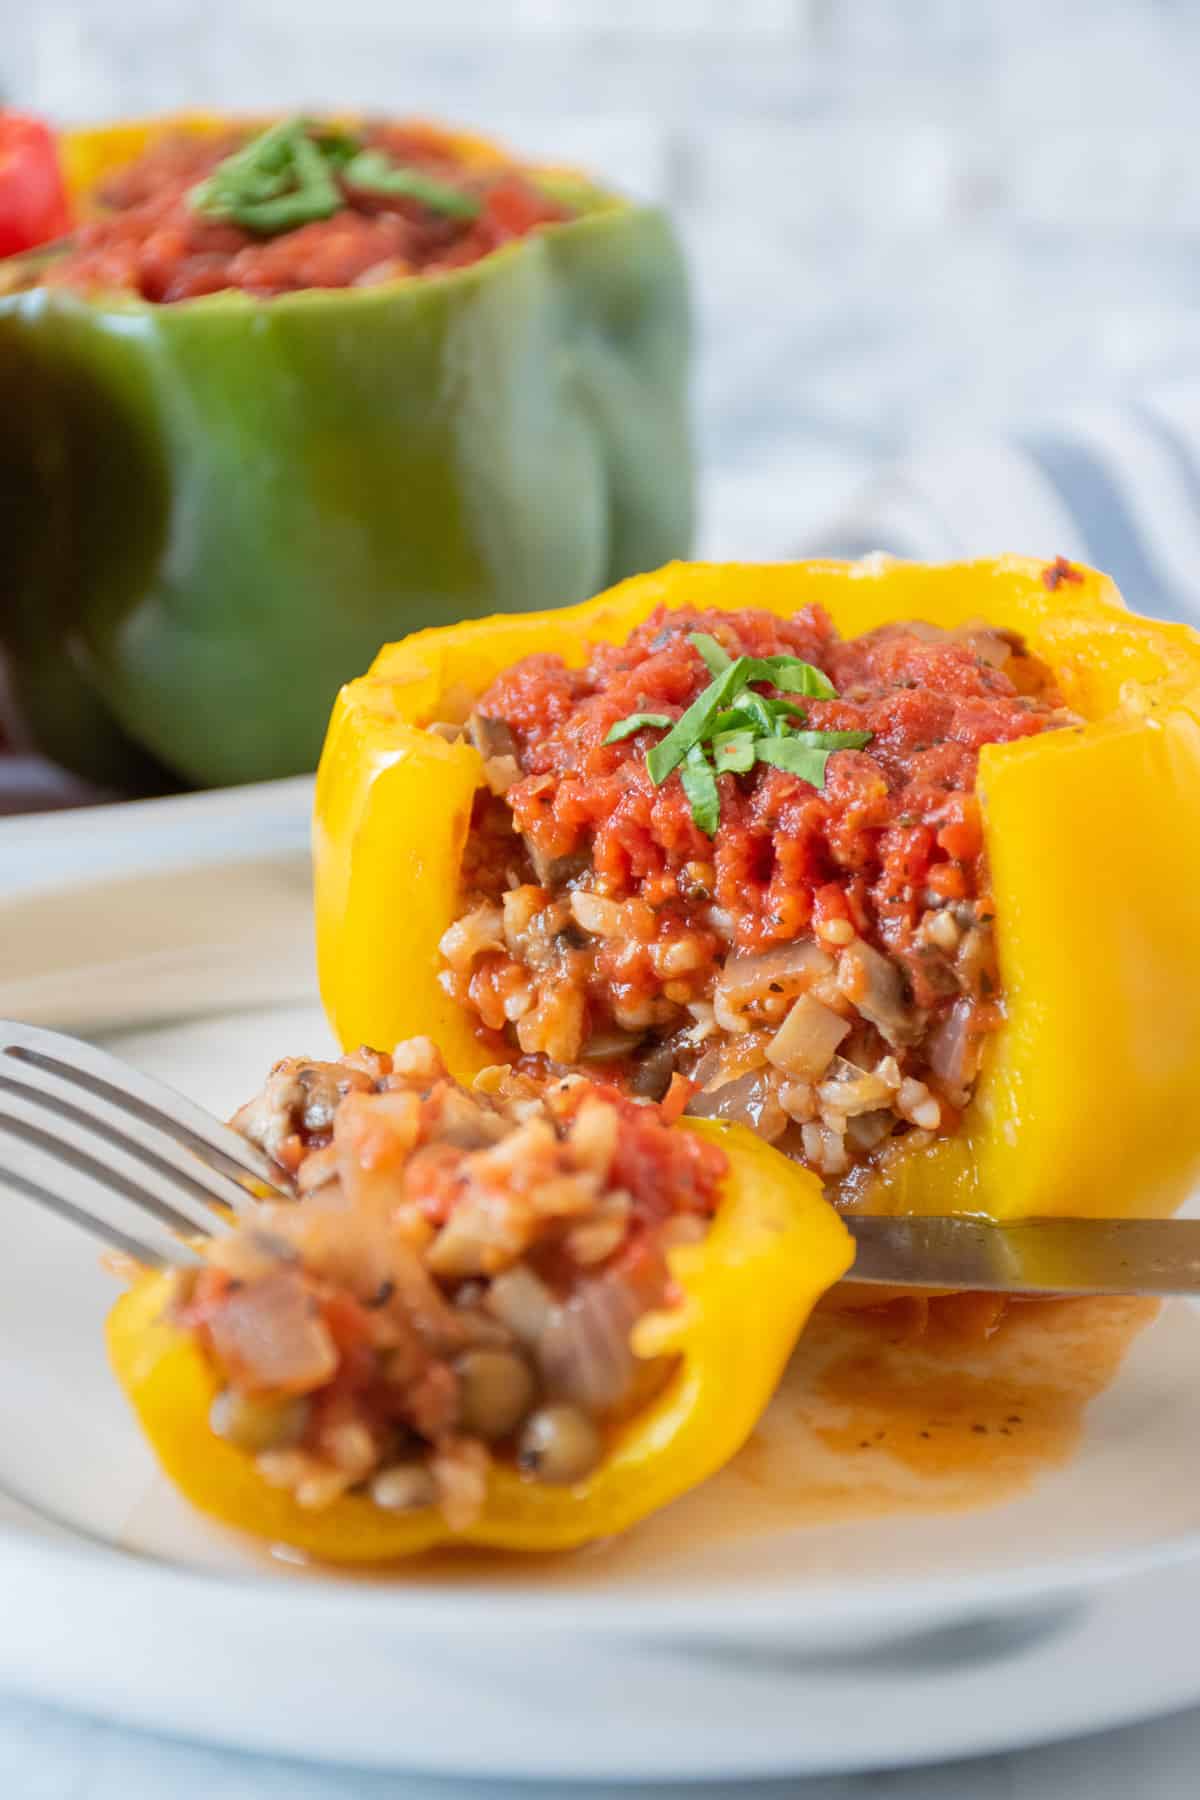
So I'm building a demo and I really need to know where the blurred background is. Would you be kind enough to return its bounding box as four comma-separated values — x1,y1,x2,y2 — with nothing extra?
7,0,1200,564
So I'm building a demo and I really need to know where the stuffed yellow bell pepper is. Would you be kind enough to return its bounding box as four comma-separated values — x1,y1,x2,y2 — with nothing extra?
107,1042,851,1559
315,556,1200,1223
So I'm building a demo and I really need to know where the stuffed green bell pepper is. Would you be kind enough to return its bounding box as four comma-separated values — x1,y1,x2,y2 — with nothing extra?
0,113,693,787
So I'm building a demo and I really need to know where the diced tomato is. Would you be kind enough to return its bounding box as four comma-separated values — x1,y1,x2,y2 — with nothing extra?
0,113,71,257
321,1289,375,1357
480,173,562,240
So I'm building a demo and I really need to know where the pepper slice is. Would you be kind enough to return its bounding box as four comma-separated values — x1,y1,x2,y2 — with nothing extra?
314,555,1200,1222
0,111,692,787
107,1120,852,1559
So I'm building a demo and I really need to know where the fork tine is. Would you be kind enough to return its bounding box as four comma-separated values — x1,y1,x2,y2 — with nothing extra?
0,1165,196,1267
0,1099,227,1239
0,1104,208,1263
0,1065,269,1217
0,1020,287,1198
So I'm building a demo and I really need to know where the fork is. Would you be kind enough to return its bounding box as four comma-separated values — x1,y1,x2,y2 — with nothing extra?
0,1018,289,1265
6,1016,1200,1298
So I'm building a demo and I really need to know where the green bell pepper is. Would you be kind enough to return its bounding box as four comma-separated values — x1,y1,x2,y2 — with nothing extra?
0,116,693,787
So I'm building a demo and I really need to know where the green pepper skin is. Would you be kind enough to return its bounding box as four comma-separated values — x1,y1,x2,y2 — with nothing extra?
0,203,692,785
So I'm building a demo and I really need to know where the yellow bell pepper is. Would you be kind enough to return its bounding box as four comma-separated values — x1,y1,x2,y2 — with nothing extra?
107,1120,852,1560
315,555,1200,1223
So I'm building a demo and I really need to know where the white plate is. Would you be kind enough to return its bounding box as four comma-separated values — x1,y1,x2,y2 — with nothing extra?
4,780,1200,1779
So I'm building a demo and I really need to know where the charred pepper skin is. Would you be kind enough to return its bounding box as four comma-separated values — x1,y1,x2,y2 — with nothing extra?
107,1120,852,1560
314,555,1200,1222
0,115,693,787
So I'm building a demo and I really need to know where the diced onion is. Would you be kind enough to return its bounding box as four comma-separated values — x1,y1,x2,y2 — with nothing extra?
207,1271,338,1394
816,1058,895,1117
537,1272,644,1415
714,941,835,1024
928,996,983,1091
766,992,850,1079
685,1068,788,1142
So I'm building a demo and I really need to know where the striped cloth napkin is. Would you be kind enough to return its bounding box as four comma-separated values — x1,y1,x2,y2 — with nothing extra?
803,379,1200,629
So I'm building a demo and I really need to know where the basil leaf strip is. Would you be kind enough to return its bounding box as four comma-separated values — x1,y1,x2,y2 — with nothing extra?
343,150,482,220
604,711,674,745
309,126,361,167
752,738,835,787
711,728,756,773
756,656,838,699
785,729,873,750
190,116,344,234
712,706,756,732
646,657,755,784
687,632,834,698
689,632,733,676
681,744,720,835
616,625,870,820
754,729,871,787
188,118,483,233
740,689,780,738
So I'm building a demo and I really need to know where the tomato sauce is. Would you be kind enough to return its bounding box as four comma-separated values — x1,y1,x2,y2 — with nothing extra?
49,122,572,302
479,605,1064,981
440,603,1075,1180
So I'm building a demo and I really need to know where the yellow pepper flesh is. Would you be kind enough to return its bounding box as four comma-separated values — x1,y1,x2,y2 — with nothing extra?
315,556,1200,1222
61,111,519,210
107,1120,852,1560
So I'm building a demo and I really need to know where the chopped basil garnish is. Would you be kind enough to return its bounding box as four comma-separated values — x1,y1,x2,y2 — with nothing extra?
712,705,759,733
690,632,733,676
645,655,754,785
190,117,342,234
342,150,482,220
711,727,756,773
786,728,874,751
606,629,873,832
189,116,481,235
603,711,674,745
738,689,779,739
752,738,835,786
680,744,720,836
754,730,869,785
753,657,837,699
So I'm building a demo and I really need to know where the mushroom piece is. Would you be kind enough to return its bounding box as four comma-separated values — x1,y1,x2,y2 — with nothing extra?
628,1041,677,1101
836,940,923,1048
467,712,523,798
466,711,519,762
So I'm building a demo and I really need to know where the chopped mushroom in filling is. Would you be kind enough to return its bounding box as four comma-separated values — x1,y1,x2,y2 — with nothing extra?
168,1042,725,1527
434,605,1078,1191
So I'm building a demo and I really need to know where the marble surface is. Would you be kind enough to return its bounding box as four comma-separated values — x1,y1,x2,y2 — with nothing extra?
5,0,1200,1789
